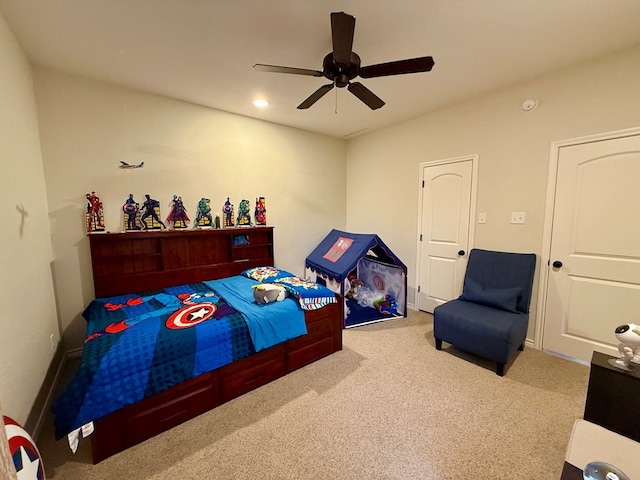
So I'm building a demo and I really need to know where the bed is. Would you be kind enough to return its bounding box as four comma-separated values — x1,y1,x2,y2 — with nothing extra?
52,227,342,463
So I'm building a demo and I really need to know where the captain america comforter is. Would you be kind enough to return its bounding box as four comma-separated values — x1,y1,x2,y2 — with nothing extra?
52,275,309,440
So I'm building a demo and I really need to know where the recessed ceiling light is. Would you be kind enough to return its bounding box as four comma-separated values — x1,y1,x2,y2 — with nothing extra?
253,99,269,108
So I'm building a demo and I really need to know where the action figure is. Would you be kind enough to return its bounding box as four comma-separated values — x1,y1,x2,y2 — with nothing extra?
614,323,640,369
86,191,105,233
140,194,166,230
167,195,189,229
193,197,213,228
122,194,140,230
236,199,252,226
223,197,234,227
255,197,267,225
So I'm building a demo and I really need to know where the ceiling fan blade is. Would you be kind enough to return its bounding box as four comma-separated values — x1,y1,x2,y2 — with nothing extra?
253,64,323,77
359,56,435,78
331,12,355,66
297,83,335,109
347,82,385,110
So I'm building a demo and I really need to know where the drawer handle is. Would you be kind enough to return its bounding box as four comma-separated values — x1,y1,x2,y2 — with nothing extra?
245,372,265,384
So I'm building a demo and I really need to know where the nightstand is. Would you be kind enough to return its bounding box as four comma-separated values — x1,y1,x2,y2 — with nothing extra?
583,351,640,443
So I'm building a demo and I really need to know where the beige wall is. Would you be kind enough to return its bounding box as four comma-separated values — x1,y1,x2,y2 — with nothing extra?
33,68,347,349
346,45,640,341
0,14,59,425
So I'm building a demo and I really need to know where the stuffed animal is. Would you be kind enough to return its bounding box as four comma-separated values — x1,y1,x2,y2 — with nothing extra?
374,294,398,315
345,279,364,299
252,284,287,304
614,323,640,368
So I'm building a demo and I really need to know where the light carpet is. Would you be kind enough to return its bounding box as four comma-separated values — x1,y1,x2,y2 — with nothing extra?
37,310,589,479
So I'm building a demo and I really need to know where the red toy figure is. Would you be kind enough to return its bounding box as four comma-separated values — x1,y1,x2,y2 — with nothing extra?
86,191,105,233
255,196,267,225
167,195,190,229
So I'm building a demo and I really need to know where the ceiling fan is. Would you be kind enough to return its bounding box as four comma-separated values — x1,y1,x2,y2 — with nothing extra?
253,11,435,110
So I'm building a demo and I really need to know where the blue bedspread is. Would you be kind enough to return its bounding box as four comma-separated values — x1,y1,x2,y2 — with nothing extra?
52,277,307,440
205,276,306,351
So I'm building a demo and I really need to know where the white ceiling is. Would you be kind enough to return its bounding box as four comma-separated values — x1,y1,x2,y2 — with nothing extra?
2,0,640,139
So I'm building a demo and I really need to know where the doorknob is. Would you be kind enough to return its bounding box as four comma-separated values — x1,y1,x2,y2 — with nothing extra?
458,250,465,256
552,260,563,268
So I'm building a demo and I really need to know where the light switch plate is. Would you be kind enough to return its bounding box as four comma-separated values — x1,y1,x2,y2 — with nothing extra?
511,212,525,224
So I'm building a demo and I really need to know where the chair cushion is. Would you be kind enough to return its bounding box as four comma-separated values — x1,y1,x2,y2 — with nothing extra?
459,278,522,313
433,299,529,364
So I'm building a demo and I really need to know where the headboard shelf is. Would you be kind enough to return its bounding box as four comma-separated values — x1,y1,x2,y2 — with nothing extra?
89,227,274,297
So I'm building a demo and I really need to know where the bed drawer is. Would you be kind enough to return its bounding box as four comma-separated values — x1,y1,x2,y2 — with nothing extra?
288,314,332,350
219,344,286,401
92,371,219,462
287,337,336,372
124,371,220,446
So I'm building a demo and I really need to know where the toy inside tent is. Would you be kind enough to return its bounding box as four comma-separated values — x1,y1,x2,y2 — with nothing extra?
305,229,407,328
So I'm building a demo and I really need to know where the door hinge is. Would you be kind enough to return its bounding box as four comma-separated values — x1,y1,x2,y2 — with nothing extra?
422,180,425,188
419,234,423,241
417,285,421,292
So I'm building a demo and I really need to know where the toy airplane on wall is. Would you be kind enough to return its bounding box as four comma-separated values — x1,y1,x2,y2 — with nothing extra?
119,161,144,169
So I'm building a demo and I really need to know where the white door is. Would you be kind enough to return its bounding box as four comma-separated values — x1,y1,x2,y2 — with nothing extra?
418,159,474,313
542,133,640,362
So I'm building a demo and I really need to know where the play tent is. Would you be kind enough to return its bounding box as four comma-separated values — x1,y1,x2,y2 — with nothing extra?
305,229,407,328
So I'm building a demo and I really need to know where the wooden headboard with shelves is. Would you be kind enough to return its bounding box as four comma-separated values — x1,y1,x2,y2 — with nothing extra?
88,227,274,297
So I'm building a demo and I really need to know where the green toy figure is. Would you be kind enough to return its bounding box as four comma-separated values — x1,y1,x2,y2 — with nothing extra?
194,197,213,228
236,199,252,226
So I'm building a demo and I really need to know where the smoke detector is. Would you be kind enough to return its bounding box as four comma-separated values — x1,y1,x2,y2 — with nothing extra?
521,98,538,112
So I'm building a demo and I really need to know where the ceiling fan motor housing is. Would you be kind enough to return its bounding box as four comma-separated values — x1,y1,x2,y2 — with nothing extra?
323,52,361,87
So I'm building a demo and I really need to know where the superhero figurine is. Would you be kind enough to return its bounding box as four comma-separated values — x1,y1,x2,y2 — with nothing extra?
255,197,267,225
194,197,213,228
223,197,234,227
236,199,252,226
167,195,189,229
86,191,105,233
122,194,140,231
140,194,166,230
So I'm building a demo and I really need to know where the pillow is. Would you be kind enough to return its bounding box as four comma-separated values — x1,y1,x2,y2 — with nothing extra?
241,266,295,283
459,278,522,313
274,276,338,311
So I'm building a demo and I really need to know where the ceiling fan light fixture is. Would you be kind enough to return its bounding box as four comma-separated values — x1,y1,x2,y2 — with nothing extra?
253,99,269,108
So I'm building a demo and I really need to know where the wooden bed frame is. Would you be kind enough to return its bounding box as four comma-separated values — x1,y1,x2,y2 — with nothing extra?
85,227,342,463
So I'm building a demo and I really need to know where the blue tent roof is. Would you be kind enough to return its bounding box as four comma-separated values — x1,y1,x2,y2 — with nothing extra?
305,229,406,283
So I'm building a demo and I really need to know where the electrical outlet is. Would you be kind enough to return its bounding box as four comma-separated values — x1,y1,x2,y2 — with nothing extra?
511,212,525,224
478,213,486,224
50,333,55,351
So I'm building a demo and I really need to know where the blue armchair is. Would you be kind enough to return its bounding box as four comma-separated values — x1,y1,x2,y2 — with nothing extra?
433,248,536,376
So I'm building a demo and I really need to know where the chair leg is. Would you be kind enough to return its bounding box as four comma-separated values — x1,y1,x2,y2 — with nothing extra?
435,338,442,350
496,363,505,376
